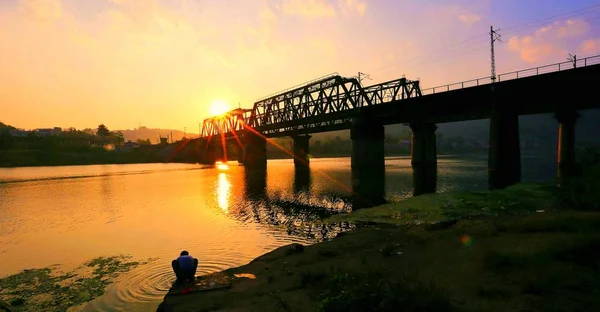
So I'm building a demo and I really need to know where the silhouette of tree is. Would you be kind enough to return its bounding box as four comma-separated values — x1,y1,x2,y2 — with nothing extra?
136,138,151,145
97,124,110,137
111,131,125,146
0,129,13,157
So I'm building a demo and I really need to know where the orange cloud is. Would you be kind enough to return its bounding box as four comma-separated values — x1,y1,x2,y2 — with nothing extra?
338,0,367,17
309,38,337,56
3,0,596,131
19,0,63,22
281,0,335,18
508,18,591,63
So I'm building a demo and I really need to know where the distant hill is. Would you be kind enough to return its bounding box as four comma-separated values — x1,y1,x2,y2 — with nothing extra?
0,122,15,130
115,127,199,144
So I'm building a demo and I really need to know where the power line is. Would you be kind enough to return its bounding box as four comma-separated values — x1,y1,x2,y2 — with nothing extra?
387,15,599,87
368,34,487,76
502,3,600,33
366,4,600,81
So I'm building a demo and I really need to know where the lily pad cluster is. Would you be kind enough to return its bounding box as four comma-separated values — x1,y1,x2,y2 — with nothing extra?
0,255,154,312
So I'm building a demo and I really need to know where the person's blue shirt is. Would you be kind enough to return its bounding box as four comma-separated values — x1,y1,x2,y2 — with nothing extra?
177,255,195,271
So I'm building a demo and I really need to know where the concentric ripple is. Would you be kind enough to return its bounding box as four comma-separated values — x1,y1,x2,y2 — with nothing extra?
80,251,257,311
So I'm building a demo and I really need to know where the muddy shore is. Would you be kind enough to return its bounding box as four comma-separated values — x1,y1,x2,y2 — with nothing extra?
157,183,600,312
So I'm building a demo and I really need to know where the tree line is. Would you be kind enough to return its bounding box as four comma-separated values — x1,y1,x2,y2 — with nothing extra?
0,124,127,152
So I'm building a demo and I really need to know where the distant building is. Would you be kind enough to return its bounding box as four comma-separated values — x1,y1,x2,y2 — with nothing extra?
8,129,29,137
35,127,62,137
121,141,140,151
123,141,139,148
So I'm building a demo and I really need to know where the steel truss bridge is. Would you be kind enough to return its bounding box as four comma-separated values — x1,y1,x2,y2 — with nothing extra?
200,74,421,138
200,54,600,138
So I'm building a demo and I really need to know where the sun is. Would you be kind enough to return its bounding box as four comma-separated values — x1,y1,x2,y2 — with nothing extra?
209,100,231,117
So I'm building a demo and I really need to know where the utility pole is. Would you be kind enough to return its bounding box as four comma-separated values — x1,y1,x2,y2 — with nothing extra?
357,72,371,86
490,25,502,83
568,53,577,68
184,127,187,139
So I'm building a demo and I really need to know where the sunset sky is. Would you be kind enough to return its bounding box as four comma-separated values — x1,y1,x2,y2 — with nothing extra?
1,0,599,132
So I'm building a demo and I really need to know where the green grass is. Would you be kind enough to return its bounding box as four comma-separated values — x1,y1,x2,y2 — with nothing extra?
325,182,555,226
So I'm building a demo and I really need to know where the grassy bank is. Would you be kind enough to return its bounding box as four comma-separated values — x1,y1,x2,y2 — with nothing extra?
157,182,600,312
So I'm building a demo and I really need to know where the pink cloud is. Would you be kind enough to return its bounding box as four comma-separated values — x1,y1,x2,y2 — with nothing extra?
507,18,591,63
508,36,556,63
580,38,600,54
457,13,481,27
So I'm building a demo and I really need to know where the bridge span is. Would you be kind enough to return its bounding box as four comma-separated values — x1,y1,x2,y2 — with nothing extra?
191,54,600,208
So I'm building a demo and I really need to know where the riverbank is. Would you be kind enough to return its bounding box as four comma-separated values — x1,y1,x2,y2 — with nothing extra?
0,149,162,168
157,183,600,312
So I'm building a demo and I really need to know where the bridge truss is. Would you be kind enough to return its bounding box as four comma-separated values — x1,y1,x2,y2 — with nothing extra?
200,108,251,137
200,75,422,138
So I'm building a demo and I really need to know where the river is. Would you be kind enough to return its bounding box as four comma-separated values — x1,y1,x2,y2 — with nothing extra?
0,154,555,311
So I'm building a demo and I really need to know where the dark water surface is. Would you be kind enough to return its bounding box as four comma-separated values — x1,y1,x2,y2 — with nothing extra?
0,154,555,311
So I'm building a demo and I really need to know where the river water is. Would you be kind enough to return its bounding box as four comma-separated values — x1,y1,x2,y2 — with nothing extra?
0,154,555,311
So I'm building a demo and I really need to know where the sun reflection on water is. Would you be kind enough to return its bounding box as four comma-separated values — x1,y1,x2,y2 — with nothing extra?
217,172,231,214
215,161,229,171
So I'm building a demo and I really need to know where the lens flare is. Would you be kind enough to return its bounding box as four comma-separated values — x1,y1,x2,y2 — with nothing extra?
460,234,473,247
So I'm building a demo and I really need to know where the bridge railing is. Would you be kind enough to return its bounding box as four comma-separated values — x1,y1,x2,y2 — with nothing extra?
498,54,600,81
421,76,492,95
420,53,600,96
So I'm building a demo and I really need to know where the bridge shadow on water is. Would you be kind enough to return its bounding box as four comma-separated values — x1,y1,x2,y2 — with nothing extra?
232,166,355,242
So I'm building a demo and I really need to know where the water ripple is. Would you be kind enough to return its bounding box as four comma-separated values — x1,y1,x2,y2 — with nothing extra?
81,255,246,311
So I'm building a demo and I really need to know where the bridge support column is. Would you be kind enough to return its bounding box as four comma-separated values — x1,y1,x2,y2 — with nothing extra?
410,122,437,196
198,138,217,165
293,135,311,168
351,116,386,209
556,110,580,184
488,106,521,190
243,131,267,169
294,167,311,194
237,144,244,164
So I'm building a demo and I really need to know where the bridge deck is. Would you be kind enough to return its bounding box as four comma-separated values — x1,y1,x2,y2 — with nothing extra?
199,54,600,139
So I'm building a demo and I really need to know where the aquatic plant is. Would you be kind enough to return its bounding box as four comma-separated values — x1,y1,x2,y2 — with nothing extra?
0,255,154,312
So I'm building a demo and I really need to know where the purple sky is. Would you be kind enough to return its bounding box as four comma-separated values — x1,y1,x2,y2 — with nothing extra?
1,0,599,130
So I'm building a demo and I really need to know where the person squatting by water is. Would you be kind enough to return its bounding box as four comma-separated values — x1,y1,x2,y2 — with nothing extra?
171,250,198,284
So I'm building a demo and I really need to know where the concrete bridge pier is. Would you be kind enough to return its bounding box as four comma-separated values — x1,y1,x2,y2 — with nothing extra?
488,105,522,190
293,135,311,168
410,122,438,196
555,109,580,183
198,138,217,165
351,115,386,209
294,167,311,194
236,144,244,164
243,131,267,169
